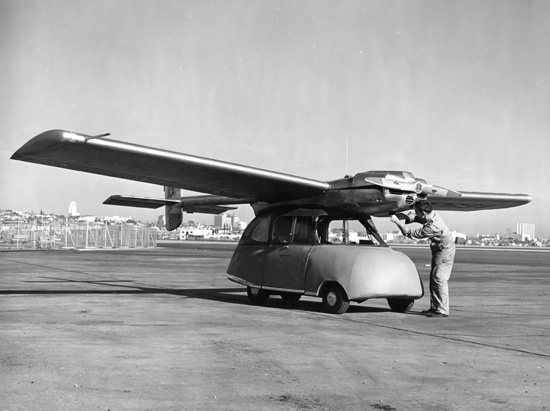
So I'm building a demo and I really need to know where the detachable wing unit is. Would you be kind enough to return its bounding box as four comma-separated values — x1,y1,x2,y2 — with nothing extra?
11,130,532,224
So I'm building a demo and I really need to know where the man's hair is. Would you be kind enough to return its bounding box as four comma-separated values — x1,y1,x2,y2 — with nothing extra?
414,200,433,213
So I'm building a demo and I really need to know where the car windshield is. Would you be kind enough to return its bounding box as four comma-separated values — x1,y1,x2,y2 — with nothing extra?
324,220,381,246
318,216,386,247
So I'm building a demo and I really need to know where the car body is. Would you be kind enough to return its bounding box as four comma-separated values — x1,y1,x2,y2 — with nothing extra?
227,208,424,314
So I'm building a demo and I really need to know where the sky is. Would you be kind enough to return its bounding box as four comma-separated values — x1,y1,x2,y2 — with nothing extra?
1,0,548,237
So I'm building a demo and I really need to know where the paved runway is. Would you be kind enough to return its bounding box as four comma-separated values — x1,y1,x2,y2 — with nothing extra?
1,242,549,410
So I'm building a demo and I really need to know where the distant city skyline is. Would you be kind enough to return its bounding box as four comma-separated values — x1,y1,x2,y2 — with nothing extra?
0,204,543,242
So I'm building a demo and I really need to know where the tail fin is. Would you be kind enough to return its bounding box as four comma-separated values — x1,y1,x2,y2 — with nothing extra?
165,187,182,231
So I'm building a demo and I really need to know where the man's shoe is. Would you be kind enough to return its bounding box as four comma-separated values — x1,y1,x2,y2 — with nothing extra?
422,308,436,315
427,311,448,318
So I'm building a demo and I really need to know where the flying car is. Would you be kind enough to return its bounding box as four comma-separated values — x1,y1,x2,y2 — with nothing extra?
11,130,532,313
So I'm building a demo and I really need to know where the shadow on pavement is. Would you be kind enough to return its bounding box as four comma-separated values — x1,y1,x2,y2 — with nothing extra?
1,276,394,314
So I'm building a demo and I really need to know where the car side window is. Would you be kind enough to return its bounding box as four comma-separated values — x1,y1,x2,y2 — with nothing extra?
272,216,293,244
272,215,315,245
292,216,315,244
241,215,270,244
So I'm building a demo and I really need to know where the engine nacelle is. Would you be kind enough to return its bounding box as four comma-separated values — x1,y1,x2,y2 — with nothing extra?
382,188,418,210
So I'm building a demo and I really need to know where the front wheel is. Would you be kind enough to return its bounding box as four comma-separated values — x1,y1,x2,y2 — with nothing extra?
387,298,415,313
322,285,350,314
247,286,269,305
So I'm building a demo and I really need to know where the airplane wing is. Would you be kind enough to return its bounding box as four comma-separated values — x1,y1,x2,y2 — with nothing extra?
12,130,531,217
428,191,532,211
11,130,329,202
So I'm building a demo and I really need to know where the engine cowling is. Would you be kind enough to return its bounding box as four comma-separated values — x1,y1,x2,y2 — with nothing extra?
361,170,460,216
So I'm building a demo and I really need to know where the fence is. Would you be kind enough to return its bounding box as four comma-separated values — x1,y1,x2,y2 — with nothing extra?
0,222,157,250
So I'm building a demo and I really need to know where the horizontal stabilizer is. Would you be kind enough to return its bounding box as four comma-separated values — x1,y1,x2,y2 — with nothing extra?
181,205,237,214
103,195,179,209
177,194,242,214
104,193,245,215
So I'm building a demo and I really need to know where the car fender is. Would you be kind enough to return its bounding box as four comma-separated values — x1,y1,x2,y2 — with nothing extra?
306,246,423,301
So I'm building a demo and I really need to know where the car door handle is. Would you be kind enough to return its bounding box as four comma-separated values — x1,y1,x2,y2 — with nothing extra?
279,245,290,250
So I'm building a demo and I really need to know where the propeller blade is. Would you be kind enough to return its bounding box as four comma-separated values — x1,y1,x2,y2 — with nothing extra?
420,184,461,197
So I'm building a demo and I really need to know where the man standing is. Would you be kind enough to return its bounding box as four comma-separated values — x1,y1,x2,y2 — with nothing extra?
390,200,455,318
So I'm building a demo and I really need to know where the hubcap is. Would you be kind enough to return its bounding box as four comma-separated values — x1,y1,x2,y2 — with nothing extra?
326,292,337,306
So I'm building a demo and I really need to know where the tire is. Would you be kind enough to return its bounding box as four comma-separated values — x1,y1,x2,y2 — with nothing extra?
281,292,301,304
387,298,415,313
247,286,269,305
322,284,350,314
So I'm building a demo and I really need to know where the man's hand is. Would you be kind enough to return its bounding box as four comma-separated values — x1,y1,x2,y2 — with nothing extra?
389,215,401,225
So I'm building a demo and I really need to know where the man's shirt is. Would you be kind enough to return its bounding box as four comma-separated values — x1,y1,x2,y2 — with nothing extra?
402,212,454,249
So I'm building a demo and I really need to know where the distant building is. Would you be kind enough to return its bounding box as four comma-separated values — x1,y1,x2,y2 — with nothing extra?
450,231,467,242
213,213,248,232
179,225,213,240
103,216,131,224
68,201,79,217
234,220,248,231
214,213,232,231
517,223,535,241
383,232,403,242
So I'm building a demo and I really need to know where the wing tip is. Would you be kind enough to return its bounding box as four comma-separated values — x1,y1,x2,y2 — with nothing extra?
431,191,533,211
461,191,533,205
11,129,73,161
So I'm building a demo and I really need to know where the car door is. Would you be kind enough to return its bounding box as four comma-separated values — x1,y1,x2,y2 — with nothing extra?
261,215,315,292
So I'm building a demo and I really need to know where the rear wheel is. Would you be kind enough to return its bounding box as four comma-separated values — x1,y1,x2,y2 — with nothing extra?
387,298,415,312
247,286,269,305
322,284,350,314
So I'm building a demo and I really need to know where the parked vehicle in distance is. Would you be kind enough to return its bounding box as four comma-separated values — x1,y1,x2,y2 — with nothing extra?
227,208,424,314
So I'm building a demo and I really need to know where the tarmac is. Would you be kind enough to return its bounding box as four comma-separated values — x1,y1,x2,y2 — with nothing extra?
1,241,549,411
